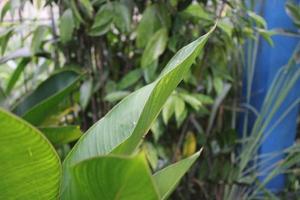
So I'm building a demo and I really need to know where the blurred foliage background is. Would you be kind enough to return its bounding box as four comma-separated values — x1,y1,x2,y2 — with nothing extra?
1,0,300,199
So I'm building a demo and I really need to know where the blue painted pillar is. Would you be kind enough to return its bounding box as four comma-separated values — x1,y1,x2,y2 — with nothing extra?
245,0,300,191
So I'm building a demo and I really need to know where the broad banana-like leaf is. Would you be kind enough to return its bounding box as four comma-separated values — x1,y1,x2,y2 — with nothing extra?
153,151,201,200
0,108,61,199
61,26,215,198
13,69,81,125
40,125,82,145
68,154,160,200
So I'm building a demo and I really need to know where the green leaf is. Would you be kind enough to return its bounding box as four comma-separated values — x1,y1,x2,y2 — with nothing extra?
117,69,142,90
162,95,175,124
143,142,158,170
181,2,212,21
61,27,214,198
60,9,75,43
286,1,300,27
79,78,93,110
136,4,169,48
113,2,131,33
13,70,81,125
248,11,267,28
257,28,276,47
104,91,131,103
79,0,93,18
143,60,159,83
153,151,201,200
89,3,113,36
40,126,82,145
194,94,214,105
0,108,61,199
5,58,31,94
141,28,168,68
217,20,233,37
174,95,186,126
213,77,223,95
0,29,13,55
0,86,5,104
31,25,48,54
180,93,202,111
67,154,160,200
70,0,84,25
0,1,11,22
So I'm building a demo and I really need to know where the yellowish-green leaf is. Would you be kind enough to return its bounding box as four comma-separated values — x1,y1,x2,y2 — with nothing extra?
183,131,197,157
0,108,61,199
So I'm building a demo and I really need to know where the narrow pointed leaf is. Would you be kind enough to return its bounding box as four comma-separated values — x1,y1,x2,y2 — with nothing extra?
153,151,201,200
0,108,61,199
5,58,31,94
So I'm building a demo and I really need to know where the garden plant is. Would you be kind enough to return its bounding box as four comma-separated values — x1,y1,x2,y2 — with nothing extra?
0,0,300,199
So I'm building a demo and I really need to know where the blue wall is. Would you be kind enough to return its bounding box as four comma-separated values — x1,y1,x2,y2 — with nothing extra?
244,0,300,191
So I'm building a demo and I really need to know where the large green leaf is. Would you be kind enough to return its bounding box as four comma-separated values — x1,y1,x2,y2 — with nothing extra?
40,125,82,145
153,151,201,200
0,108,61,199
61,26,214,198
13,70,81,125
68,154,160,200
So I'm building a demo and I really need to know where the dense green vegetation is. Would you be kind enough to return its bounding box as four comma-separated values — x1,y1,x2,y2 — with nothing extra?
0,0,300,199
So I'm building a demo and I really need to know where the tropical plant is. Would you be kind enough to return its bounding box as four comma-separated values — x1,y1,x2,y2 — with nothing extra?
0,27,214,199
2,0,299,199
